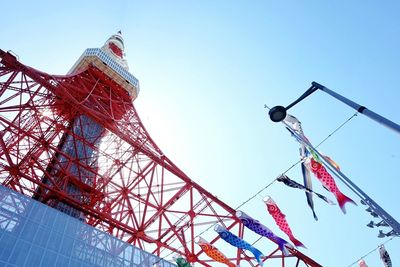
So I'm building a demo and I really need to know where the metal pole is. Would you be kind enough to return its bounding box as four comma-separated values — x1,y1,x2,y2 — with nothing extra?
312,82,400,135
290,128,400,236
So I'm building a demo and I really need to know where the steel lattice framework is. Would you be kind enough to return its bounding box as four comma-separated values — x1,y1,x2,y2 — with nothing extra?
0,49,321,267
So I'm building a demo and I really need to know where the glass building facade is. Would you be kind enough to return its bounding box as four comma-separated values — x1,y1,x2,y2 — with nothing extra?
0,185,176,267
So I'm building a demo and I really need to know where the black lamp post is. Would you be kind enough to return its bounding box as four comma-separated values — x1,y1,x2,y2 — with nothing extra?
269,82,400,135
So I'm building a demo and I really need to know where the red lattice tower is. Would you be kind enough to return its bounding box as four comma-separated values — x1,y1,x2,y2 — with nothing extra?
0,35,321,267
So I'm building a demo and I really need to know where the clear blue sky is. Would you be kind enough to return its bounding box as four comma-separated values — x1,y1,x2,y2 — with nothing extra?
2,1,399,266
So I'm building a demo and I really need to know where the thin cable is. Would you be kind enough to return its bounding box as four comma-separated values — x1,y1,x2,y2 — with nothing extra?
346,237,394,267
155,110,359,264
315,112,358,147
235,176,278,209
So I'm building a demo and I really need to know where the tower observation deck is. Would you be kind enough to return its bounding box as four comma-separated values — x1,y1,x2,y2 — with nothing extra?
0,33,321,266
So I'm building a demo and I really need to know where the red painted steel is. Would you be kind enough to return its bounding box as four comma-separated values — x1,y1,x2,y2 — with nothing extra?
0,49,321,267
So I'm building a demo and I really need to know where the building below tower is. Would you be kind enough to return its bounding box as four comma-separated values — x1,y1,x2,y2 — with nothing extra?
0,185,176,267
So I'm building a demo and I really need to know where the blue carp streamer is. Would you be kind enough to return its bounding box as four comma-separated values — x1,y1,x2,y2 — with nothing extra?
214,224,264,266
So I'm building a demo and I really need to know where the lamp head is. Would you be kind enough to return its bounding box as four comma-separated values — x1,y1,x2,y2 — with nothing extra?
269,105,287,122
366,221,375,228
378,230,386,238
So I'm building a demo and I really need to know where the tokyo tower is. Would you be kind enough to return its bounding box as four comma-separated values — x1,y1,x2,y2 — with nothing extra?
0,32,321,266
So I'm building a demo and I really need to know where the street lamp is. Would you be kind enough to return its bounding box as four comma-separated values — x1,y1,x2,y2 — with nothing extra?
269,81,400,236
269,82,400,135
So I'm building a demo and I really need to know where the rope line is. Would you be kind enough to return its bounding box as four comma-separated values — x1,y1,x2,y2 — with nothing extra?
346,237,394,267
315,112,358,147
154,110,359,264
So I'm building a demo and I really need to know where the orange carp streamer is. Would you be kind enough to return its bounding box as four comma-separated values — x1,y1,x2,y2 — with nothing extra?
196,237,236,267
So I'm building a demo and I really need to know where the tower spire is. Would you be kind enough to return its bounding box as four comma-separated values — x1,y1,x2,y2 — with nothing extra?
101,31,129,70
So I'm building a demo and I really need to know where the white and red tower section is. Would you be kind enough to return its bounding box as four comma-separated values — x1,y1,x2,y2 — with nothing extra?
0,33,321,266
